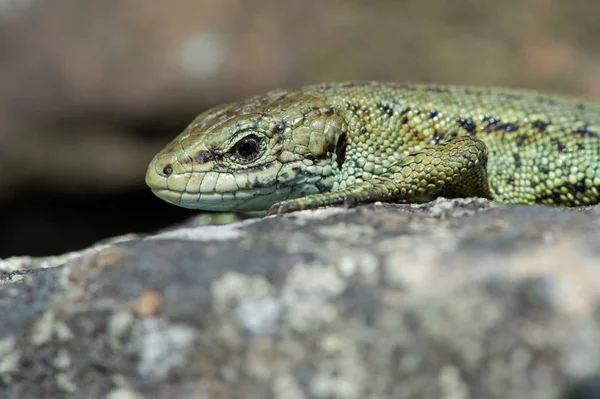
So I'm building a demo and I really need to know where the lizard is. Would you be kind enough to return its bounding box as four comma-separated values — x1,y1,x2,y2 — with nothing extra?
145,81,600,215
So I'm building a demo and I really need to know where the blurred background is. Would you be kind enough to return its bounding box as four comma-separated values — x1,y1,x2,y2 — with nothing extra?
1,0,600,256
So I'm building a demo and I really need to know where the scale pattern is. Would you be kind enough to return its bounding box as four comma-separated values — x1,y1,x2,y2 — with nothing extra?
145,82,600,214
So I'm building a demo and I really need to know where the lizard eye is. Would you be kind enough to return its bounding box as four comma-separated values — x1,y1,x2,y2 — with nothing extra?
229,134,263,162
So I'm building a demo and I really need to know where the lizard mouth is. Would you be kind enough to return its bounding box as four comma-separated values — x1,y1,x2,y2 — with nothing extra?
150,182,309,212
149,169,328,211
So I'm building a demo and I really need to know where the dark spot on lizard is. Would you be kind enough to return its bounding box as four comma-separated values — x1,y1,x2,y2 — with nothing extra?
507,175,515,185
552,139,567,153
539,165,550,174
433,131,445,144
195,150,213,164
428,110,439,119
574,125,599,138
348,103,361,114
457,117,477,134
321,106,334,116
534,189,564,205
335,132,348,170
483,116,519,133
532,120,551,132
513,153,522,168
272,122,286,135
515,134,528,147
377,103,395,117
501,122,519,132
399,107,411,124
567,180,588,195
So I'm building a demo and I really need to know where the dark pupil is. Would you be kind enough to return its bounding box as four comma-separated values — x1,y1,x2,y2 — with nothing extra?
236,137,258,159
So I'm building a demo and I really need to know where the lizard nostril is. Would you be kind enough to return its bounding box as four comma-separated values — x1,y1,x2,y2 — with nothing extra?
162,164,173,176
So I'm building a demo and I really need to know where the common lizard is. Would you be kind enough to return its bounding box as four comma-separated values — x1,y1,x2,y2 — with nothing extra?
145,82,600,214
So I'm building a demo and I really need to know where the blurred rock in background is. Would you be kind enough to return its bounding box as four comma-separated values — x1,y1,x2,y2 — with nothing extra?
1,0,600,256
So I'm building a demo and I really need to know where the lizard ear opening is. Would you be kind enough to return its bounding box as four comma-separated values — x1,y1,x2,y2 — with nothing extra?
335,132,347,170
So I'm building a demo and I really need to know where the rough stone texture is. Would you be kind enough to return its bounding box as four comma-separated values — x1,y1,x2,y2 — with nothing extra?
1,198,599,398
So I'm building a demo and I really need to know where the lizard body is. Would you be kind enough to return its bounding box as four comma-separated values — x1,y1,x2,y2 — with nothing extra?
145,82,600,214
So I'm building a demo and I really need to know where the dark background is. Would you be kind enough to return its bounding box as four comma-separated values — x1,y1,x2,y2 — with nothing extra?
2,0,600,257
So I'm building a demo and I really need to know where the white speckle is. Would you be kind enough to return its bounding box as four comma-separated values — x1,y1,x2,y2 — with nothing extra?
212,272,276,314
236,297,281,336
107,311,135,349
106,388,143,399
56,372,77,393
52,348,71,370
336,250,379,284
30,310,55,346
54,322,74,342
273,371,307,399
130,318,196,381
178,33,227,79
148,219,260,242
281,263,347,332
0,337,20,376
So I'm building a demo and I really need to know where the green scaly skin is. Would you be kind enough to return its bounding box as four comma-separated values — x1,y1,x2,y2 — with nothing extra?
145,82,600,214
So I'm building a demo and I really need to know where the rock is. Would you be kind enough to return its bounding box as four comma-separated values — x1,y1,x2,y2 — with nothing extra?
1,198,599,398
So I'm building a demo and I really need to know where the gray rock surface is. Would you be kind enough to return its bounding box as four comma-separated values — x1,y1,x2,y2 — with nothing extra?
1,198,600,398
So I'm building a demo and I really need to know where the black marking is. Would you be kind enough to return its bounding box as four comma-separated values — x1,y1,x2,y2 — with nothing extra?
574,125,599,138
502,122,519,132
195,150,213,164
483,116,519,132
513,153,522,168
552,139,567,153
532,120,551,132
576,142,585,151
348,103,361,113
378,103,394,117
534,189,564,205
534,178,589,205
335,132,348,170
507,175,515,185
322,107,334,116
457,117,477,134
399,107,411,124
515,134,528,146
273,122,287,135
428,110,439,119
483,117,501,131
433,131,445,144
568,180,588,195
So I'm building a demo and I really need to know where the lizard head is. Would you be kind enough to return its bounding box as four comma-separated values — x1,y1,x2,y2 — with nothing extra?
145,89,346,211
